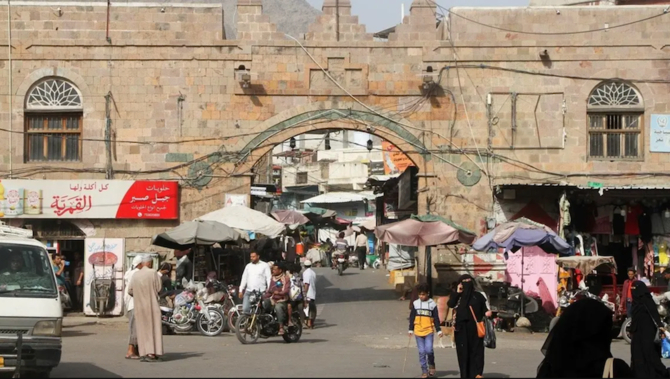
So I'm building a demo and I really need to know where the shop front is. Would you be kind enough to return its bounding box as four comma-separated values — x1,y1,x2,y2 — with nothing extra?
496,183,670,296
0,179,179,316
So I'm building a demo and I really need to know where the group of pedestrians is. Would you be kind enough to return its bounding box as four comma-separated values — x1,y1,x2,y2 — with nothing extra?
408,275,492,379
538,280,670,378
123,255,164,362
238,251,318,333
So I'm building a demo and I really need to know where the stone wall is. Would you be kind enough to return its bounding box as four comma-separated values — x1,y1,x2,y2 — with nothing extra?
0,1,668,278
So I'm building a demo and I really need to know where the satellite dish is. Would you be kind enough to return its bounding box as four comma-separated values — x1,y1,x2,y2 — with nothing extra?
188,161,213,189
457,161,482,187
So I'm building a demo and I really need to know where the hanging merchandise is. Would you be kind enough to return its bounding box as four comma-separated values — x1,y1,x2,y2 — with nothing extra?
612,205,626,235
660,240,669,267
558,192,571,239
625,203,643,236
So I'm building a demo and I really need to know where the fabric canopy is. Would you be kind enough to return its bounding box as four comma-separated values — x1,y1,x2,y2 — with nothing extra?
151,220,241,250
472,217,572,256
375,217,476,246
555,256,617,273
301,192,377,204
271,209,310,225
195,205,285,238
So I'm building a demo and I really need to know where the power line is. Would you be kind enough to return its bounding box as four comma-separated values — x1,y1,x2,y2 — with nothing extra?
430,0,670,36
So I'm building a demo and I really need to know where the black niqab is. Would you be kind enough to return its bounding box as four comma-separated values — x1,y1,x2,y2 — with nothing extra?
631,280,662,332
630,281,669,378
537,298,618,377
455,274,475,322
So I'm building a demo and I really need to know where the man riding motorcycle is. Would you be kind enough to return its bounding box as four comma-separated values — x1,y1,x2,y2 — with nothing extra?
264,263,290,336
331,232,349,270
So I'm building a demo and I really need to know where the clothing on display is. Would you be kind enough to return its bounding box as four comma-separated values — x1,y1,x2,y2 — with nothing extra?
625,204,643,236
612,206,626,235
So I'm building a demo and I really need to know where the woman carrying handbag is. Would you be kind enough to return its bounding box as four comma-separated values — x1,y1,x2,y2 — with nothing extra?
448,274,492,378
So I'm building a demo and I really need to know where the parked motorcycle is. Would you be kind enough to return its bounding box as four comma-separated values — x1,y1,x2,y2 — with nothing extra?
234,290,302,344
479,278,541,330
205,279,242,333
160,279,225,337
58,285,72,311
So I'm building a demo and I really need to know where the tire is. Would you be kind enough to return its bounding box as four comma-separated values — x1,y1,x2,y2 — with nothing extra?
235,314,260,345
372,260,381,270
549,316,559,332
337,265,343,276
196,308,225,337
622,318,632,344
227,307,241,333
283,313,303,343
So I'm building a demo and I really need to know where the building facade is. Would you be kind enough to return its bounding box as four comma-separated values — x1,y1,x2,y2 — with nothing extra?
0,0,669,287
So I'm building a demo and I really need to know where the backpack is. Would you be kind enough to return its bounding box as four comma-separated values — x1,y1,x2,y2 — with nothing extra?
289,274,303,301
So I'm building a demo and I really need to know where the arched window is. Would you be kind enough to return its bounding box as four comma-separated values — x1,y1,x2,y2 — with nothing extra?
24,78,83,162
587,81,643,160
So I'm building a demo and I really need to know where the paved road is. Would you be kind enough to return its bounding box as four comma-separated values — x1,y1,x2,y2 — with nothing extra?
52,267,639,378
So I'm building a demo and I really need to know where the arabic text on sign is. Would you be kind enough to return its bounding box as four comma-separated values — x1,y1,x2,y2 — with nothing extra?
51,195,92,216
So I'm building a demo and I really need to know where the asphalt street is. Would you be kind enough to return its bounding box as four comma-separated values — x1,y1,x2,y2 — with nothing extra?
53,267,640,378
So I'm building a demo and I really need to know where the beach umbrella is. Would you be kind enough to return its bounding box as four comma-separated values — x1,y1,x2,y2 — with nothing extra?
152,220,241,250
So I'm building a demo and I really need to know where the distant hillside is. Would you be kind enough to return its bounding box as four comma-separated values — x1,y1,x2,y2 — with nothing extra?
19,0,322,39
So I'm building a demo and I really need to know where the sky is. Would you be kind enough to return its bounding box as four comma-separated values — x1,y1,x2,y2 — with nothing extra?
305,0,529,33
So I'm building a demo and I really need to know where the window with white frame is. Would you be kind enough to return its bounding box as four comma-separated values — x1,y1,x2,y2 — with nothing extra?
587,81,643,160
24,78,83,162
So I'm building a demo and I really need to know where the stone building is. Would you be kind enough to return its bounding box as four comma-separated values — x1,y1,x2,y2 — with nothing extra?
1,0,669,290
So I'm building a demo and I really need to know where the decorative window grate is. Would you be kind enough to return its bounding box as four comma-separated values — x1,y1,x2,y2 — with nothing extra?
26,79,82,110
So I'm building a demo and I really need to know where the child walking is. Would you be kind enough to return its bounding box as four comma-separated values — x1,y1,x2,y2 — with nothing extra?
408,283,443,378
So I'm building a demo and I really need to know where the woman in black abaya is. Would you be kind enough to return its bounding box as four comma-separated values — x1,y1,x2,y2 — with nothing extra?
448,274,490,378
536,298,632,378
630,281,670,378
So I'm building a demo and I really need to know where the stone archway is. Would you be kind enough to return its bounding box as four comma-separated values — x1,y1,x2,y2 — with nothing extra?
234,101,433,177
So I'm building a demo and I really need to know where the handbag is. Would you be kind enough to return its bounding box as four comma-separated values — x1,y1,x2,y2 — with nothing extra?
483,317,496,349
602,357,614,378
469,306,486,338
642,301,663,344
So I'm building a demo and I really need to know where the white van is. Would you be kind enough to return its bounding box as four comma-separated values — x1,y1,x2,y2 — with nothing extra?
0,224,62,377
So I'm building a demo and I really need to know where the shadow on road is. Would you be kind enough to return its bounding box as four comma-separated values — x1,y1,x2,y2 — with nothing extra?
319,283,397,305
53,363,121,378
162,352,204,361
63,322,97,328
62,329,95,337
263,338,328,344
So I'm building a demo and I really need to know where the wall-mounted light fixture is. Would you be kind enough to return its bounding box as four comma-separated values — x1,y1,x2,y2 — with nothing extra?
240,73,251,89
366,138,373,151
422,75,434,91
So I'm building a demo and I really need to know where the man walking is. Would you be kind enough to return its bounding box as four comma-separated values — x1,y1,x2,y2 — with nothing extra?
239,251,272,315
123,255,143,360
355,231,369,270
128,255,164,362
302,259,317,329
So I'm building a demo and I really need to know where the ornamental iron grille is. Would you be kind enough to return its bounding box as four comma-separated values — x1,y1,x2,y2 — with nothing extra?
26,79,83,110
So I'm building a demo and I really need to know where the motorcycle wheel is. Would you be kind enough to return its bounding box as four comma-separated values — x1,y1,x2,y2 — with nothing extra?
282,314,303,343
228,308,240,333
196,308,225,337
235,314,260,345
372,260,381,270
622,318,632,344
337,265,343,276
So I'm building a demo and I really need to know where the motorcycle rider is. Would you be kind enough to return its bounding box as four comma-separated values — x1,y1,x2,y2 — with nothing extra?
263,263,290,336
239,251,272,315
332,232,349,269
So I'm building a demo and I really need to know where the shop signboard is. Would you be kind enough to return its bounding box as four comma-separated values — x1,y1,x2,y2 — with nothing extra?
381,141,414,175
651,114,670,153
225,193,248,207
0,180,178,219
83,238,124,316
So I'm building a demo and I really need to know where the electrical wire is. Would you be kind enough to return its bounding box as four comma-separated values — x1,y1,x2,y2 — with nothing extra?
283,32,484,175
438,63,670,85
430,0,670,36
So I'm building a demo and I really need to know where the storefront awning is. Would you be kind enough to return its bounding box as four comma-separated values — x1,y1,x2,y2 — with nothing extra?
497,182,670,191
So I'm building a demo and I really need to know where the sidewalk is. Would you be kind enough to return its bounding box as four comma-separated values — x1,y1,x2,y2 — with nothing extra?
62,313,127,327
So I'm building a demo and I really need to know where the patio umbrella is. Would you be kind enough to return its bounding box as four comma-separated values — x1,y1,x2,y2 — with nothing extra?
151,220,241,250
196,205,285,238
472,217,572,256
375,216,476,247
271,210,310,225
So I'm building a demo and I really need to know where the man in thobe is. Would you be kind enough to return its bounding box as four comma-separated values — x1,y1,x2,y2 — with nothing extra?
123,255,143,360
128,255,164,362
